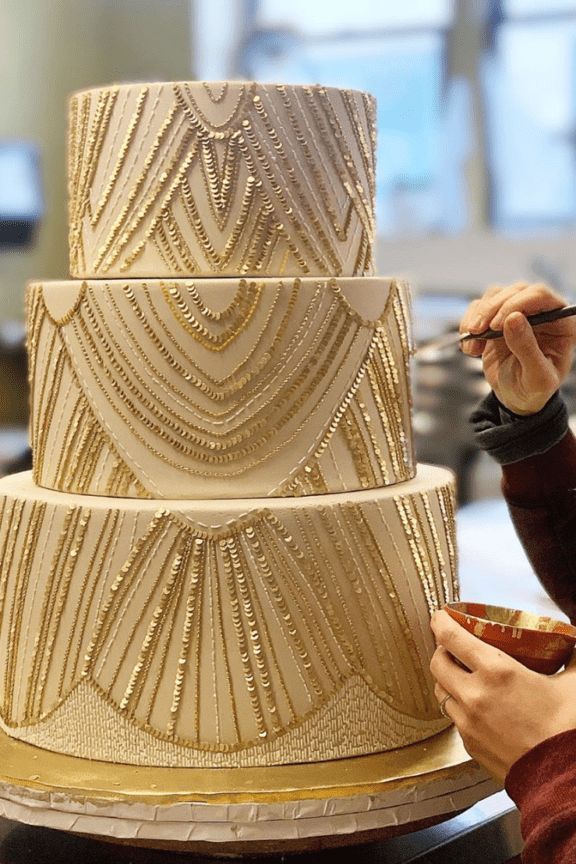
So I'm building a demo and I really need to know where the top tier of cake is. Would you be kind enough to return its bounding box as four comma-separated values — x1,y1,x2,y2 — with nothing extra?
68,81,376,280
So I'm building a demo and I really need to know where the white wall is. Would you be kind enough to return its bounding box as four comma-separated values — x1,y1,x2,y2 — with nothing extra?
0,0,192,321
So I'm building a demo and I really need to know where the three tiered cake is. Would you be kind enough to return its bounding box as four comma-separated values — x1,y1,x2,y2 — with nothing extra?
0,82,457,768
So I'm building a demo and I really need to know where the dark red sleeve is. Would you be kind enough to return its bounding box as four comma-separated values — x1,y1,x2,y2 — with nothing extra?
502,427,576,506
505,729,576,863
501,429,576,623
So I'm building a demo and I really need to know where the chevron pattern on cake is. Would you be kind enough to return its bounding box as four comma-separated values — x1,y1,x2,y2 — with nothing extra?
28,277,415,499
68,82,376,279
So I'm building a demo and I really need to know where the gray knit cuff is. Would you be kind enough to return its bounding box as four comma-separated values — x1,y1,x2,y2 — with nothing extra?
470,391,569,466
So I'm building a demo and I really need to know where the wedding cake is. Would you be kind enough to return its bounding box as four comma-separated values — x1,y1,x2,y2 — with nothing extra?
0,82,457,768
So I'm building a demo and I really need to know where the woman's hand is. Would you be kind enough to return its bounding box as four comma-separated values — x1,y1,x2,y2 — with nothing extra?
460,282,576,415
430,609,576,782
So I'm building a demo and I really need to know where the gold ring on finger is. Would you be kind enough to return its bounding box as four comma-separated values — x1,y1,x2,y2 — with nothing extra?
439,693,453,718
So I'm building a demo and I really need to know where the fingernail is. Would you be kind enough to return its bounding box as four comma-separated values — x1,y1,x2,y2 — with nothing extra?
506,312,524,330
470,317,484,333
468,339,484,356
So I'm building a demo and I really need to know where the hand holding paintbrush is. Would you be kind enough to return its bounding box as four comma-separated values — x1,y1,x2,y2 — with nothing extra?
460,303,576,344
460,281,576,416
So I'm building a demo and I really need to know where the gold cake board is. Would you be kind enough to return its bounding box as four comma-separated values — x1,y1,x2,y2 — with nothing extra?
0,726,500,855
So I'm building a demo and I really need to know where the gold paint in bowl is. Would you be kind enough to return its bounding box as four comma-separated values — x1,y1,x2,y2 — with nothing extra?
443,602,576,675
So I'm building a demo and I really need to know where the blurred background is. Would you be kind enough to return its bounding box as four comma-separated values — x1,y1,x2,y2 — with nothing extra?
0,5,568,852
1,0,576,595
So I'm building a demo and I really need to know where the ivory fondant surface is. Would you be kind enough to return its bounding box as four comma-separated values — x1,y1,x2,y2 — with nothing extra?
0,80,463,786
28,277,415,499
0,467,456,767
68,81,376,279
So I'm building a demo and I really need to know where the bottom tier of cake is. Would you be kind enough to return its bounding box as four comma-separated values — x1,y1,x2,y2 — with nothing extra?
0,466,457,767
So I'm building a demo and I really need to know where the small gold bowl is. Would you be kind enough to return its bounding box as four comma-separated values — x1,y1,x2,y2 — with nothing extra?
443,602,576,675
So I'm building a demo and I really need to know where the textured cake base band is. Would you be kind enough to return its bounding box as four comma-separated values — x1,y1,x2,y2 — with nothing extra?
0,466,456,767
0,677,449,768
28,277,414,499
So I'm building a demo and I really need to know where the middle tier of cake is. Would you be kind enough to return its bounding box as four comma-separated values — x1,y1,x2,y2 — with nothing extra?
28,276,415,499
0,465,456,767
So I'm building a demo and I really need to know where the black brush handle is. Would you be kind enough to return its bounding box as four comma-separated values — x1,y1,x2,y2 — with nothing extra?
461,303,576,342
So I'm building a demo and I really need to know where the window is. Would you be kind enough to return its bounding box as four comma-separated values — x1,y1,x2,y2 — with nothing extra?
256,0,453,33
486,1,576,229
505,0,576,15
194,0,576,236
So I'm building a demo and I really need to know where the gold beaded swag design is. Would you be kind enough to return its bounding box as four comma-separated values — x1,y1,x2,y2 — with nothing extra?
0,81,458,768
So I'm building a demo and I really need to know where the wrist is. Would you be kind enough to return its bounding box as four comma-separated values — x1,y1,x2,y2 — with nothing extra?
470,391,569,465
493,391,551,418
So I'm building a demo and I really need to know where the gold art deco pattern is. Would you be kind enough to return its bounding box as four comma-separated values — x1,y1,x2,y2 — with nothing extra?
68,82,376,279
0,468,457,767
28,277,415,499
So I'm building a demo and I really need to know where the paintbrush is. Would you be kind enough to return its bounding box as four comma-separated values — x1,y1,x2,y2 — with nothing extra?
416,303,576,356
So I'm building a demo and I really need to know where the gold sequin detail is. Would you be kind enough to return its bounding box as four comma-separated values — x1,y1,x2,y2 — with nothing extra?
12,77,462,775
28,278,415,499
0,472,456,762
68,83,376,278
